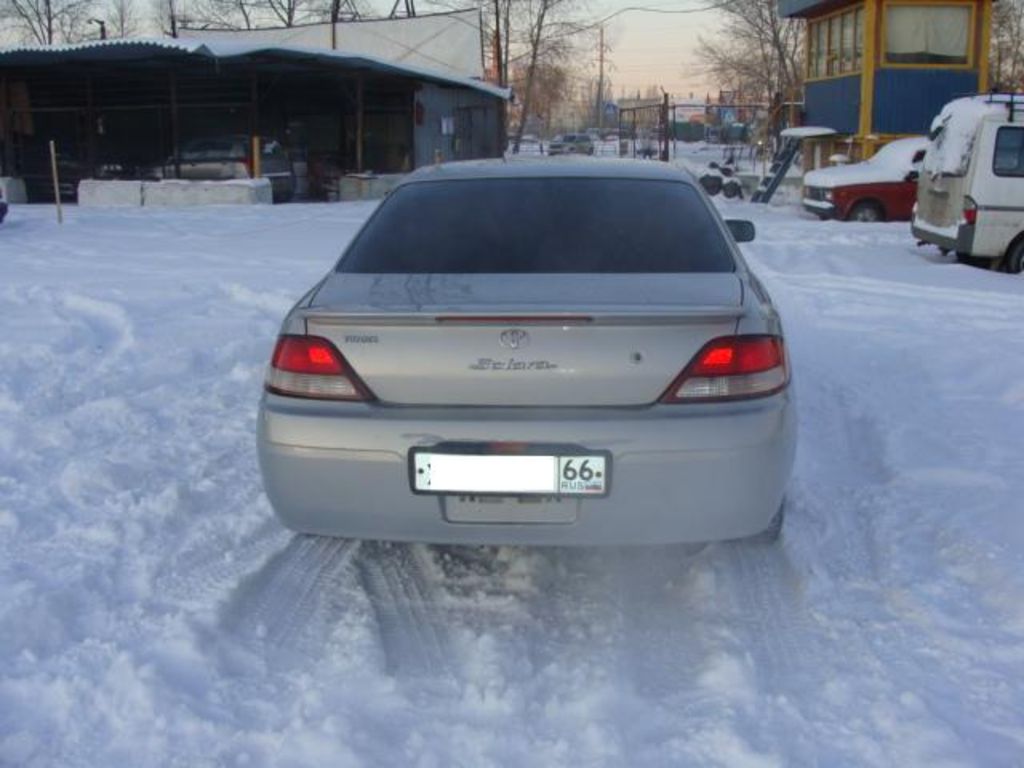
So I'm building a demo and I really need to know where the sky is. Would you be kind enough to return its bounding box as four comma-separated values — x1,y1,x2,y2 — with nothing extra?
592,2,720,101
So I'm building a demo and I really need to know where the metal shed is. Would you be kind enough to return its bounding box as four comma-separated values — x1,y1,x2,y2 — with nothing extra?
0,38,509,201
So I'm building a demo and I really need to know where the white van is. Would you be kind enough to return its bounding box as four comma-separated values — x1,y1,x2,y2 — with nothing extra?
912,95,1024,273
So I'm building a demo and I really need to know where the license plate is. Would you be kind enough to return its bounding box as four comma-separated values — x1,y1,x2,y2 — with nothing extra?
411,449,609,497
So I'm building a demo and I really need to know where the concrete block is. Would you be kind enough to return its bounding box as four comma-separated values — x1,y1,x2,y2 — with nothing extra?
142,178,273,207
77,179,143,207
0,177,27,204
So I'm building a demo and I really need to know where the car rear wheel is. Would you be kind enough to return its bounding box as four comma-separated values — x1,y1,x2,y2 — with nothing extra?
848,201,883,222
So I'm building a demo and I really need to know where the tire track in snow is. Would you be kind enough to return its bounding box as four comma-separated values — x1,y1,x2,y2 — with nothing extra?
155,518,288,610
220,535,361,657
610,544,719,700
355,542,456,678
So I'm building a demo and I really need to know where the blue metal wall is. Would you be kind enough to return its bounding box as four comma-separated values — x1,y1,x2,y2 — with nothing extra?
804,76,861,134
413,84,502,168
872,69,978,134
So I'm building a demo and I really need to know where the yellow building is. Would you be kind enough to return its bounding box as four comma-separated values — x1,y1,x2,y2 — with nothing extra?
780,0,993,161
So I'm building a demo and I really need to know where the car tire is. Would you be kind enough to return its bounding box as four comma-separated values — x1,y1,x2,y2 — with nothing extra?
722,180,742,199
699,174,723,196
848,201,884,222
1005,238,1024,274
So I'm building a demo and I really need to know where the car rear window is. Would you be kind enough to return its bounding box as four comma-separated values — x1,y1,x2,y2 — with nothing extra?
338,178,734,273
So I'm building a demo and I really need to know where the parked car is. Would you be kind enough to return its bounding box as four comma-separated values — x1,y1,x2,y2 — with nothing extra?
913,94,1024,273
547,133,595,156
802,136,928,222
257,159,795,546
167,136,295,202
513,135,544,155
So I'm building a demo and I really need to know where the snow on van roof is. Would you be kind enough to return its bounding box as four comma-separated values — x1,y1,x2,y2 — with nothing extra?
924,96,1012,177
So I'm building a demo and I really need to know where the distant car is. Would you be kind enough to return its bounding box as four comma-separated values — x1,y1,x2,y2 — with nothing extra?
257,159,795,546
802,137,928,222
168,135,295,203
548,133,595,156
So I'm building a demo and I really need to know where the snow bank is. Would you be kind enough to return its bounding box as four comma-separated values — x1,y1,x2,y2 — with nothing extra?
142,178,273,206
78,180,144,207
924,96,1009,177
804,137,928,189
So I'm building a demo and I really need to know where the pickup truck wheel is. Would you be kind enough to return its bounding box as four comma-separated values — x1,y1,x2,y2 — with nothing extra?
848,201,883,222
1006,239,1024,274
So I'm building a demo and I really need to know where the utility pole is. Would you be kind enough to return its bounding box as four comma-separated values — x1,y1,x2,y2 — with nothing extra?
596,25,605,130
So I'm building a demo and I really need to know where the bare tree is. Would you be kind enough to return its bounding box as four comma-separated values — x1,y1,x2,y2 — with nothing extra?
992,0,1024,91
105,0,140,36
1,0,96,43
150,0,180,35
695,0,803,104
509,0,583,151
182,0,254,29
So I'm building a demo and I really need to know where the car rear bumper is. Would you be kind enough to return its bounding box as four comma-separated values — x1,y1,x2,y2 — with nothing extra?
257,391,796,546
912,217,975,253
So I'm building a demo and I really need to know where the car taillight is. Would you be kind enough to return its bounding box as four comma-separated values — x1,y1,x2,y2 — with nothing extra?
265,335,372,401
660,335,789,403
963,196,978,226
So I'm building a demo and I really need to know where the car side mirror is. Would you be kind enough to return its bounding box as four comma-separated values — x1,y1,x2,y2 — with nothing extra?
905,170,920,182
725,219,756,243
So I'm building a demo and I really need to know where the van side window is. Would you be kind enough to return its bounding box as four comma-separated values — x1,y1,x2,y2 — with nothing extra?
993,127,1024,177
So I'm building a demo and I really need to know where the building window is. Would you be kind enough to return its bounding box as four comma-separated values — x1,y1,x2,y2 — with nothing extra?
808,6,864,80
885,5,971,65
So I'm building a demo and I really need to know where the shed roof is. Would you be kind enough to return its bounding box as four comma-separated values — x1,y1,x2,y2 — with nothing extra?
778,0,854,18
0,37,510,100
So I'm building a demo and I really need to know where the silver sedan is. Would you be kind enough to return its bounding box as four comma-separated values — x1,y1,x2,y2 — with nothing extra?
257,159,796,545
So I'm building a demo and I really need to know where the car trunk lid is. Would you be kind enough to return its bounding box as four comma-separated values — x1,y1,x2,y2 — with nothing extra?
304,273,744,406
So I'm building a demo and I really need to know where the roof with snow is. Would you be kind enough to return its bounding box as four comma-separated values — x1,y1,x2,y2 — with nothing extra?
0,37,509,100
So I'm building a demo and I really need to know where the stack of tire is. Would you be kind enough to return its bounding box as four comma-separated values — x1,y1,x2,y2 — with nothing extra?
698,162,743,200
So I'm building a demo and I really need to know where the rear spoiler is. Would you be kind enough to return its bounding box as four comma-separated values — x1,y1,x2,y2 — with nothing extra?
305,307,746,327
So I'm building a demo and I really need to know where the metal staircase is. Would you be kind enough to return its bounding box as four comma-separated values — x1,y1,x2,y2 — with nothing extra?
751,137,801,203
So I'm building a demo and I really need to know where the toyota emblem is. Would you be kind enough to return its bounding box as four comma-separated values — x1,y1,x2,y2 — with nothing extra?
499,329,530,349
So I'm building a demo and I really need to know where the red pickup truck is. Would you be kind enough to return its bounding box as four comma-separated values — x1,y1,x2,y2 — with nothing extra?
802,137,928,222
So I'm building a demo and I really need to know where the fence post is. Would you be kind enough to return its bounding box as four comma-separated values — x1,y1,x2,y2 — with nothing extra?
49,140,63,224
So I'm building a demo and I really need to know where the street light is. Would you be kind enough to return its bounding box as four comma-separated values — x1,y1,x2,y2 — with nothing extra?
89,19,107,40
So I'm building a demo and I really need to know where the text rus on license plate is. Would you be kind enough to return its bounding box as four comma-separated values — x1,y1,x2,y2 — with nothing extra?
411,451,609,496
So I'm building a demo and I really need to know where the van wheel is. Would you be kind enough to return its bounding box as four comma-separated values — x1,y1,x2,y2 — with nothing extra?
1006,239,1024,274
848,201,883,222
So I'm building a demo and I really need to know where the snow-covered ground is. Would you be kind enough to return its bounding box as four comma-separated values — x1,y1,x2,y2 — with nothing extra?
2,199,1023,767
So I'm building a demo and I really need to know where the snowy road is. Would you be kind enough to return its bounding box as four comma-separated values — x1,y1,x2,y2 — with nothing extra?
1,201,1023,767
